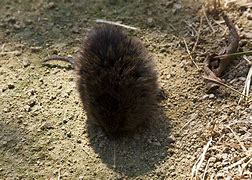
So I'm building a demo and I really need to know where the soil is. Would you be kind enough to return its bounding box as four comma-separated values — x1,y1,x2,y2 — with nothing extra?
0,0,251,179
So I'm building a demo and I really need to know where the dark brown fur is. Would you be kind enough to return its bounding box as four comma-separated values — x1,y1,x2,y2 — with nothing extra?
76,25,158,135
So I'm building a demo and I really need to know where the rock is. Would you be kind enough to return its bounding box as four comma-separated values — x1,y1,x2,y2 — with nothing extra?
48,146,55,151
202,94,209,100
222,153,228,160
7,16,16,24
13,24,21,30
24,105,31,112
243,32,252,39
50,95,57,100
27,99,36,107
216,172,224,178
167,135,176,143
27,89,36,96
67,131,72,138
209,94,215,99
147,18,153,24
22,58,31,67
152,141,161,146
247,13,252,20
40,122,54,130
63,119,68,124
3,108,10,113
47,2,56,9
238,77,246,81
71,26,79,34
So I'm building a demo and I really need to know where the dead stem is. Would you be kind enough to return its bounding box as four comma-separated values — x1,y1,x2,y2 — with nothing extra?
183,38,200,70
96,19,139,31
192,16,203,52
203,76,248,97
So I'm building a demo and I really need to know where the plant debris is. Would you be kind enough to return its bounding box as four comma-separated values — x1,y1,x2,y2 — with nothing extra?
204,13,240,93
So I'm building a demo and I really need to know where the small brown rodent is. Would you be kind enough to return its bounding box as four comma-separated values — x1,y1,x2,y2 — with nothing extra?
45,24,158,136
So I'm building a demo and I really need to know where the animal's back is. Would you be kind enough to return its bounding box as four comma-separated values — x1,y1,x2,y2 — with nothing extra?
76,25,158,135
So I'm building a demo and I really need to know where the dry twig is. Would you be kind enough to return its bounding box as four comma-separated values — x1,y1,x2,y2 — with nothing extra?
239,57,252,103
192,137,212,178
203,14,240,92
0,50,21,55
192,16,203,52
225,156,248,171
96,19,139,31
225,125,248,153
183,38,200,70
203,7,215,33
178,113,197,133
203,76,247,97
203,158,210,180
58,168,61,180
214,51,252,59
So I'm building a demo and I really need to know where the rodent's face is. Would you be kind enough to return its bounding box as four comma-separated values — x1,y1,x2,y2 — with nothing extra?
90,93,125,135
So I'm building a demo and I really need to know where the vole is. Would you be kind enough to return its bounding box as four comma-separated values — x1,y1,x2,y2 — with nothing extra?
44,24,159,136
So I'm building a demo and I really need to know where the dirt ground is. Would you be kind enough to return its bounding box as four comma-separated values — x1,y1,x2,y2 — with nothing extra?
0,0,251,179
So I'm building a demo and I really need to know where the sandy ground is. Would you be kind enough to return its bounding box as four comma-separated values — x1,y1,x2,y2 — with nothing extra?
0,0,251,179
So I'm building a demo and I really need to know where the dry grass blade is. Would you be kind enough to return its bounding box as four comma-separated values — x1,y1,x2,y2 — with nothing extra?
225,156,248,171
203,158,210,180
178,113,197,133
192,137,212,178
203,76,248,97
1,43,5,52
182,20,197,35
96,19,139,31
192,16,203,52
58,168,61,180
242,156,252,173
225,125,248,153
214,51,252,59
183,38,200,70
0,50,21,55
203,7,215,33
239,64,252,104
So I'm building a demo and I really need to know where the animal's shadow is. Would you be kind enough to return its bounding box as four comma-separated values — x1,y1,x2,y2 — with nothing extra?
86,106,173,177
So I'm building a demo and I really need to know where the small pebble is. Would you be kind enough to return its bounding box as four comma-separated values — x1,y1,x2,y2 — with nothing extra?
24,105,31,112
63,119,68,124
202,94,209,100
167,135,176,143
48,146,55,151
72,26,79,34
47,2,56,9
27,89,36,96
3,108,10,113
147,17,153,24
22,58,31,67
67,132,72,138
238,77,246,81
247,13,252,20
27,99,36,107
209,94,215,99
40,122,54,130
